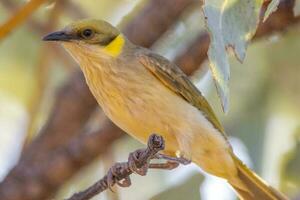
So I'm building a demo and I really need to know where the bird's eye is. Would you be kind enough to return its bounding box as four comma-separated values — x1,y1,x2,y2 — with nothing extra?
81,29,94,39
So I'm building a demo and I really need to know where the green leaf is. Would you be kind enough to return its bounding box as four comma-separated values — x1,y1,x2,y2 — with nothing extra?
203,0,263,113
280,127,300,196
263,0,280,22
294,0,300,17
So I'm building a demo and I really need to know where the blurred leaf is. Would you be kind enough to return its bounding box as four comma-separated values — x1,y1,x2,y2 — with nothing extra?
263,0,280,22
203,0,263,112
294,0,300,16
71,0,141,24
150,173,204,200
265,31,300,115
0,67,37,107
280,127,300,197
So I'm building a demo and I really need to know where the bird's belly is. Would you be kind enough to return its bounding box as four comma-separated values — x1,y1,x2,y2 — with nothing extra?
89,73,234,178
100,83,229,161
102,89,183,156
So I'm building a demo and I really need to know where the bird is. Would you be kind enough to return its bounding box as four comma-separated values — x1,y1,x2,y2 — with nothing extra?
43,19,288,200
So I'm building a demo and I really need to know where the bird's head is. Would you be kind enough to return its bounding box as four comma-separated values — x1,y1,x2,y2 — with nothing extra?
43,19,125,58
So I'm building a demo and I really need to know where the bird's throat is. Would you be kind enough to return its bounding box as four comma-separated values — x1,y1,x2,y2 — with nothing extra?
103,34,125,57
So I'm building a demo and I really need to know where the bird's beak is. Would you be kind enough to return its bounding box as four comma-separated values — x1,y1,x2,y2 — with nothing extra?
43,31,73,42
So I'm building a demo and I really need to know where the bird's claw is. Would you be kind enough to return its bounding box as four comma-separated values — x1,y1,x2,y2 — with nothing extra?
128,150,149,176
156,153,191,165
107,162,131,191
106,135,184,192
148,134,165,151
149,161,179,170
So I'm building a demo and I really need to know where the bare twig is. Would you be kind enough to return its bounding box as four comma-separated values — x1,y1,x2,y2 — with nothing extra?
24,0,64,146
65,134,180,200
102,149,120,200
0,0,78,69
0,0,47,33
0,0,47,39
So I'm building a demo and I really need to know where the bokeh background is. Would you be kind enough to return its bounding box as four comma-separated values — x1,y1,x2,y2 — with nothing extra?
0,0,300,200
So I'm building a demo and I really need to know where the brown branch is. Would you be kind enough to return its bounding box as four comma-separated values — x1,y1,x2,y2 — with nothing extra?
256,0,298,38
0,0,47,33
293,194,300,200
0,0,80,69
0,120,123,200
0,0,83,71
63,0,88,19
24,0,64,146
66,134,167,200
0,0,47,39
0,0,88,33
21,71,97,163
123,0,194,48
175,32,210,76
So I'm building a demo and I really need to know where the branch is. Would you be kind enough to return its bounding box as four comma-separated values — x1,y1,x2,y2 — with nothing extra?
123,0,194,48
0,0,47,33
24,0,64,146
66,134,170,200
0,0,81,69
0,0,83,71
294,194,300,200
0,0,47,40
20,71,97,164
0,120,123,200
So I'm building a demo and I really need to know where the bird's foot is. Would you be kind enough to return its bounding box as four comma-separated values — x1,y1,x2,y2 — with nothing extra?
149,161,179,170
155,153,191,165
107,162,132,191
128,149,179,173
128,149,149,176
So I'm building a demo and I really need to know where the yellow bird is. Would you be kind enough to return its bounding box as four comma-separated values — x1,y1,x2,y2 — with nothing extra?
43,19,288,200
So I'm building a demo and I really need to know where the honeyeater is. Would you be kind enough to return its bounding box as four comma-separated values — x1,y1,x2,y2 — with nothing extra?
43,19,287,200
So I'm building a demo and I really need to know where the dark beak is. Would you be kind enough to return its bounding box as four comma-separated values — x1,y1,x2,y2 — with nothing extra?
42,31,73,41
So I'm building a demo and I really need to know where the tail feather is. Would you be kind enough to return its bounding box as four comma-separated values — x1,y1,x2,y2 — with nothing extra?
230,156,288,200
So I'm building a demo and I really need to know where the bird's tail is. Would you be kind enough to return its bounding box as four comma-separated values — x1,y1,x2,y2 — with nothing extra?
229,155,288,200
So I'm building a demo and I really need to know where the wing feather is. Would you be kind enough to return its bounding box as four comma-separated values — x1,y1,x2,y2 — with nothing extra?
137,52,224,133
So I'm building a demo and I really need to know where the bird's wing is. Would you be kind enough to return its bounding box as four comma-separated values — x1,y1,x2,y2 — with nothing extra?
137,51,225,134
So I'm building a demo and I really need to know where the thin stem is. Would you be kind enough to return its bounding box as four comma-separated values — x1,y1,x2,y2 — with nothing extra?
0,0,47,40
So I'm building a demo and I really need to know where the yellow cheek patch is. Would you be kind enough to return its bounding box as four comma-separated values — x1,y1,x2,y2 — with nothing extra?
103,34,125,57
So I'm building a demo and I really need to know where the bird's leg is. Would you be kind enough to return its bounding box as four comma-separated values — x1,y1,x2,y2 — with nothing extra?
107,134,167,189
107,162,132,191
145,153,188,170
149,161,179,170
128,150,180,173
155,153,192,165
128,149,149,176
